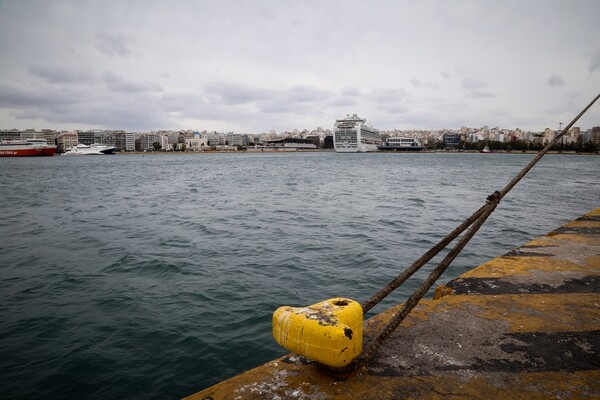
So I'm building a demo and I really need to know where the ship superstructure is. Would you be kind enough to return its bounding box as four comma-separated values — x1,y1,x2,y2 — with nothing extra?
334,114,381,153
378,137,424,151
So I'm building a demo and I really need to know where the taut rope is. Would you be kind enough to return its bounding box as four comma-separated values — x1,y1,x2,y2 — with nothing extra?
358,93,600,362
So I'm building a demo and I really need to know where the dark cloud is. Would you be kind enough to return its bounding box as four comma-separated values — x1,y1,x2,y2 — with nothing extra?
29,65,95,84
102,71,162,93
1,1,599,132
0,83,74,109
202,82,332,116
204,82,273,105
95,31,135,58
547,74,564,87
0,81,172,130
13,97,174,131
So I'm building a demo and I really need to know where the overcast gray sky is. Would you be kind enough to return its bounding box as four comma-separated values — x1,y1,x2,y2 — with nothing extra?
1,0,599,133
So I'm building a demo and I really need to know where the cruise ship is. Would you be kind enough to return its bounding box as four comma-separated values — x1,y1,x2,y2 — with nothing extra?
378,137,425,151
334,114,382,153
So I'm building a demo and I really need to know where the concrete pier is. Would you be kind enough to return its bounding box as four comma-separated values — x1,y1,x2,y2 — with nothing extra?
186,208,600,399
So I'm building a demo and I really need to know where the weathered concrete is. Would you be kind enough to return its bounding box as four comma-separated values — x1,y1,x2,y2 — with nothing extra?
185,208,600,399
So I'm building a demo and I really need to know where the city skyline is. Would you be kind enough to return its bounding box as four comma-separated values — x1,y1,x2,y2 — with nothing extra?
1,1,599,133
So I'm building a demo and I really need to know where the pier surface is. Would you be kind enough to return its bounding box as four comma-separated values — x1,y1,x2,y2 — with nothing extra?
186,208,600,399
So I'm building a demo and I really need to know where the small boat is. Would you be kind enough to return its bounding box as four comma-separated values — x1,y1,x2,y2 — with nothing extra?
0,139,56,157
62,143,116,155
480,145,492,153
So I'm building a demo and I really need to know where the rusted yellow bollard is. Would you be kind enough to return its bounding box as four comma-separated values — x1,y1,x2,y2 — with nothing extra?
272,298,362,368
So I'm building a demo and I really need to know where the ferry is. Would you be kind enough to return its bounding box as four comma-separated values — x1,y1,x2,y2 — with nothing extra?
378,137,425,151
334,114,382,153
0,139,56,157
62,143,117,155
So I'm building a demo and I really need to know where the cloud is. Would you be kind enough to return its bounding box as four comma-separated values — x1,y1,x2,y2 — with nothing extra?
0,83,75,109
326,97,358,107
547,74,564,87
467,90,496,99
0,81,173,130
204,82,272,105
281,86,332,103
372,88,409,104
461,77,486,90
29,65,95,84
340,87,360,96
1,1,600,132
101,71,162,93
590,49,600,73
257,88,331,115
410,78,439,89
371,88,410,114
95,31,135,58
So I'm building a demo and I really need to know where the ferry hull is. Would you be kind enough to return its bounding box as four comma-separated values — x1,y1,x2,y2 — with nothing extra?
0,147,56,157
334,143,379,153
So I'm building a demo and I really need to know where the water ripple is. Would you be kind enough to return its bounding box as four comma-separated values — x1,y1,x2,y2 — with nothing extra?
0,152,598,399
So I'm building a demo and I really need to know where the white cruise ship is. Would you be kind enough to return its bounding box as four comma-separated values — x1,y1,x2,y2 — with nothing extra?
334,114,382,153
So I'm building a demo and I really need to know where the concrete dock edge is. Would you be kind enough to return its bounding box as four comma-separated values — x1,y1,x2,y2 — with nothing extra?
186,207,600,399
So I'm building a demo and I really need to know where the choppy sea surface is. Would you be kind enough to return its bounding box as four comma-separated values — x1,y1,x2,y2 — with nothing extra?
0,152,598,399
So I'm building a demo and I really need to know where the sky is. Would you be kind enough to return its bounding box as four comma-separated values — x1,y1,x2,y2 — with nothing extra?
0,0,599,133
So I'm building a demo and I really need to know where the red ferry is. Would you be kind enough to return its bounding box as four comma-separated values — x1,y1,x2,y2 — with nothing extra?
0,139,57,157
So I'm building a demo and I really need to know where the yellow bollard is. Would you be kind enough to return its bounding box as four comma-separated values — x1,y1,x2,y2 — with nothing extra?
272,298,363,368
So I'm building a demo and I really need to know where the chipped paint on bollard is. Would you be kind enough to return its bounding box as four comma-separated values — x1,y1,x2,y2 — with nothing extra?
272,297,362,368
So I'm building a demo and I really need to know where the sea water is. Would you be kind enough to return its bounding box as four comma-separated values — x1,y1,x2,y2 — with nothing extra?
0,152,598,399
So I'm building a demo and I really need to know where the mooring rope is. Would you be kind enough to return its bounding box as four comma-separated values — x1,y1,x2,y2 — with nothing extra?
358,93,600,362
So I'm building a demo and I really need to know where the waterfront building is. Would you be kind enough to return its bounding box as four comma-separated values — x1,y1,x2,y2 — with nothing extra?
443,133,461,148
185,136,205,151
304,135,321,148
207,134,222,146
115,130,135,152
592,127,600,144
135,133,161,151
543,128,556,144
467,132,485,143
77,130,95,145
56,131,78,153
20,129,45,140
226,133,247,147
322,135,334,149
96,131,116,147
42,129,57,146
0,129,21,141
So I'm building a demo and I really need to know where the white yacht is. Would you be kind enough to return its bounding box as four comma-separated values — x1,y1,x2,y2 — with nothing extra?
62,143,116,155
378,137,425,151
334,114,382,153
